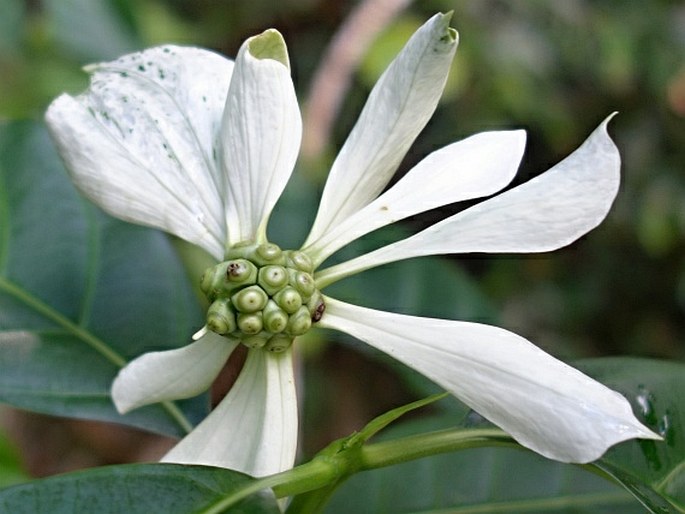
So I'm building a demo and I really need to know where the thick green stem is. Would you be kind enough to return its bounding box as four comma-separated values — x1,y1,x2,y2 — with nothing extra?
276,427,515,514
199,459,337,514
360,427,516,470
202,424,629,514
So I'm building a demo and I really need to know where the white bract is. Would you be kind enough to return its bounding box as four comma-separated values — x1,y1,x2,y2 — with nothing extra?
45,14,660,478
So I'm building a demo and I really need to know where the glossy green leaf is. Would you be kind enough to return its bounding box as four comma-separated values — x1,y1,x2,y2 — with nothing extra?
324,357,685,513
326,444,643,514
0,463,279,514
584,358,685,513
0,120,207,437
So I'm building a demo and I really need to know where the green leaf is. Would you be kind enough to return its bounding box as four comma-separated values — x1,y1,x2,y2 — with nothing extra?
326,444,643,513
0,120,207,437
44,0,141,62
0,463,280,514
324,357,685,513
583,358,685,513
0,0,24,54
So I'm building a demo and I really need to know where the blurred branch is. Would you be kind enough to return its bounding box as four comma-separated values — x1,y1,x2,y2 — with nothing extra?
301,0,411,161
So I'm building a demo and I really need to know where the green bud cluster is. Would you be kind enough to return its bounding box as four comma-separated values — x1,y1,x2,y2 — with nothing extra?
200,242,325,352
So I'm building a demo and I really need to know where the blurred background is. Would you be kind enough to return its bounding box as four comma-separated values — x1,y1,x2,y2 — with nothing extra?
0,0,683,485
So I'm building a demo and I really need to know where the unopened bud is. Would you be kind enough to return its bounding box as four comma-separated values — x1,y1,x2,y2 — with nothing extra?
308,292,326,323
237,312,263,334
243,331,270,349
225,259,258,285
274,286,302,314
265,334,293,353
287,306,312,336
258,265,289,295
263,300,288,333
231,285,268,313
206,299,236,335
254,242,284,265
291,270,315,299
287,250,313,273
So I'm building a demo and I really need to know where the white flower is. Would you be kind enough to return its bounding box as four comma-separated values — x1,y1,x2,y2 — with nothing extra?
45,14,660,477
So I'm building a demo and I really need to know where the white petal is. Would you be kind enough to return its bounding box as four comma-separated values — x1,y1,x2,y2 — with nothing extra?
320,297,660,463
45,46,233,259
305,13,458,245
111,332,238,414
162,348,298,477
220,30,302,246
304,130,526,265
316,116,620,285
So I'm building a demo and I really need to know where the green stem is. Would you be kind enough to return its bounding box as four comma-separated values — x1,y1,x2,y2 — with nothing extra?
277,428,516,514
360,427,515,470
0,276,194,435
199,459,336,514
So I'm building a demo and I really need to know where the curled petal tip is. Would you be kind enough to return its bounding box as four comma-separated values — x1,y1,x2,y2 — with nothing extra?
245,28,289,68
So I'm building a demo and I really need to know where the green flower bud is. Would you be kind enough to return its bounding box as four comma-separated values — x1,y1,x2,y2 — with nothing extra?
307,291,326,323
286,250,313,273
242,331,271,349
207,241,323,342
263,300,288,333
231,285,268,313
254,242,284,265
258,265,289,295
265,333,293,353
237,312,263,335
200,268,216,298
206,299,236,335
274,286,302,314
287,306,312,336
223,240,255,261
225,259,258,286
291,270,315,299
